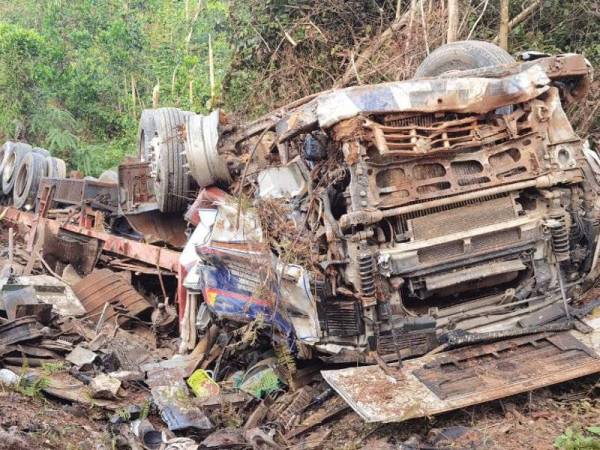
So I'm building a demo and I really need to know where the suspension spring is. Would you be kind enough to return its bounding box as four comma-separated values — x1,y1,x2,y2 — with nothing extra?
549,215,570,262
359,253,376,297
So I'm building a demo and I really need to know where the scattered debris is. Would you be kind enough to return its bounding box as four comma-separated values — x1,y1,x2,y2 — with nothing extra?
0,43,598,449
65,345,97,367
89,373,121,399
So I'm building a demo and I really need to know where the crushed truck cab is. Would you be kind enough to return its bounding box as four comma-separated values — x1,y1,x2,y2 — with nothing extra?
181,50,597,369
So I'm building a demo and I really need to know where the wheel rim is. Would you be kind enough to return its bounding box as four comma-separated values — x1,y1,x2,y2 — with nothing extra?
15,159,29,198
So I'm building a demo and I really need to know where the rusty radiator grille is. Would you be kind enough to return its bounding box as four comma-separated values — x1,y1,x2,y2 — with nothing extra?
382,113,437,128
402,193,509,221
320,300,363,337
472,228,521,252
418,241,464,263
377,329,437,359
410,196,517,240
416,227,522,263
375,114,482,154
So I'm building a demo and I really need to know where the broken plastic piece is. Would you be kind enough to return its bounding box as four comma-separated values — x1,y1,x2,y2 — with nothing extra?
257,160,308,199
186,369,220,400
151,384,213,431
237,359,284,399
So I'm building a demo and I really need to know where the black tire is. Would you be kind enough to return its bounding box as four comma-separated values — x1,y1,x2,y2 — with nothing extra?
150,108,193,213
32,147,50,157
0,141,13,176
45,156,67,178
2,143,32,195
414,40,515,78
138,109,159,162
13,152,46,210
98,169,118,183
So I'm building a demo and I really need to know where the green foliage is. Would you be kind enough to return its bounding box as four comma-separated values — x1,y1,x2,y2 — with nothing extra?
17,375,50,399
0,0,597,174
555,426,600,450
41,361,66,375
0,0,232,175
0,23,46,138
116,408,132,422
139,399,151,420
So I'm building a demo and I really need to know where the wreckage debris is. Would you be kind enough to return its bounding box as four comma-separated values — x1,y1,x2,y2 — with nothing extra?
0,42,599,449
72,268,153,324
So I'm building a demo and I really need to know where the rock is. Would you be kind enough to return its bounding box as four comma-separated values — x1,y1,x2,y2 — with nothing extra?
65,345,98,367
90,373,121,399
0,368,20,387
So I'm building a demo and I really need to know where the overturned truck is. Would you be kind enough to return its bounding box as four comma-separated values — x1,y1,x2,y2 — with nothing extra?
166,42,598,369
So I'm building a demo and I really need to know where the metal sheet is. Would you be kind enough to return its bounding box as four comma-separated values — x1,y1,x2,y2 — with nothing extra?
322,320,600,423
72,269,152,322
316,65,549,128
125,211,187,248
0,207,181,272
425,259,526,290
52,178,119,212
118,161,159,214
0,317,43,346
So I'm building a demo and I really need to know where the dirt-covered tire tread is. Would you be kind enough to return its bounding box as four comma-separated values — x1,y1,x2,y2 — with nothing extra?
2,143,32,195
98,169,118,183
414,40,515,78
13,152,46,209
153,108,190,212
138,109,158,162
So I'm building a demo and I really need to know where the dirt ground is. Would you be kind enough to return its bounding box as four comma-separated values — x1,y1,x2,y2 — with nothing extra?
0,374,597,449
0,388,110,450
1,221,599,450
324,374,600,450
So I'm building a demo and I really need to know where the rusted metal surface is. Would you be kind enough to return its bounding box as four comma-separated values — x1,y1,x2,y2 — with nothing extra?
118,161,187,247
118,161,158,214
125,211,187,248
316,66,549,128
72,269,153,322
322,320,600,423
35,178,59,215
52,178,119,213
41,226,101,275
0,316,44,346
1,206,181,273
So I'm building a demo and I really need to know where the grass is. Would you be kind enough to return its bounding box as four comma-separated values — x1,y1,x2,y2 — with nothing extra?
41,362,66,375
17,375,50,399
554,426,600,450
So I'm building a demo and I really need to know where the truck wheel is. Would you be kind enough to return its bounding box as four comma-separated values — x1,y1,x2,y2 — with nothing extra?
138,109,159,162
13,152,46,210
149,108,193,213
414,40,515,78
46,156,67,178
98,169,118,183
2,143,32,195
32,147,50,157
0,142,13,176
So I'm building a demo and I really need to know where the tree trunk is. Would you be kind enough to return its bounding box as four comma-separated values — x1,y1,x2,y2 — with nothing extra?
447,0,459,43
334,5,416,88
493,0,543,44
499,0,509,50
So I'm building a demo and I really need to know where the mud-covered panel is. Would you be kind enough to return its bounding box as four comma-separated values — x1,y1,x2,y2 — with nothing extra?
322,321,600,423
